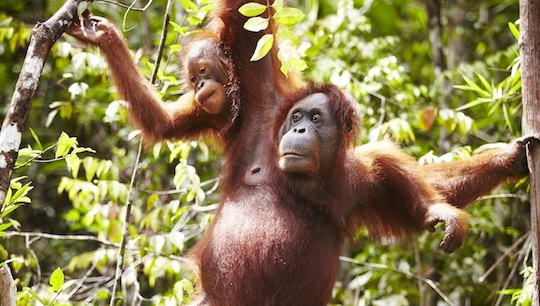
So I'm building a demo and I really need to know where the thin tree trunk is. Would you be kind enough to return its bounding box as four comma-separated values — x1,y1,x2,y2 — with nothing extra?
0,265,16,306
446,0,471,69
425,0,446,75
422,2,449,305
424,0,451,154
520,0,540,303
0,1,93,304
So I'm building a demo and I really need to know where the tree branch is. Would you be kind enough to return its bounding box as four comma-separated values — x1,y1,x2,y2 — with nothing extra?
0,0,94,213
3,231,120,248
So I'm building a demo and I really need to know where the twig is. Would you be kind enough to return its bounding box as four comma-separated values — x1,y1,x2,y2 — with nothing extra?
494,235,532,306
478,231,530,282
97,0,154,11
122,0,155,31
66,250,101,300
109,138,143,306
24,234,42,283
109,2,174,303
477,193,526,201
3,231,121,248
150,0,173,85
13,143,56,169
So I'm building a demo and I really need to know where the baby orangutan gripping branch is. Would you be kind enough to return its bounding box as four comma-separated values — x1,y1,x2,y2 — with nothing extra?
67,13,238,144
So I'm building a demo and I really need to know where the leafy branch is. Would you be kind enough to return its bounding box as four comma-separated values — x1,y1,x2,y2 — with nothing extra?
239,0,307,74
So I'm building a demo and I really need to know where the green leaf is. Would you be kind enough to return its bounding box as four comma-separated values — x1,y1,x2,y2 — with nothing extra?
96,160,112,179
55,132,78,158
3,187,12,207
273,7,304,26
15,197,31,204
150,235,165,255
290,58,307,71
169,21,188,35
476,73,492,92
170,44,183,52
65,154,81,178
250,34,274,61
169,232,186,251
244,17,269,32
83,157,99,182
25,288,47,306
239,2,267,17
29,128,42,151
455,99,487,111
271,0,283,10
200,3,216,13
187,16,202,26
462,75,490,97
508,22,519,41
1,204,22,218
0,222,13,232
178,0,198,13
72,147,96,155
50,267,64,291
10,182,33,204
502,103,517,134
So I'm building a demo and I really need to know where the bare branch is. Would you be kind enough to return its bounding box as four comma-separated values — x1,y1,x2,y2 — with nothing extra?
478,231,530,283
3,231,120,248
109,0,175,303
97,0,154,11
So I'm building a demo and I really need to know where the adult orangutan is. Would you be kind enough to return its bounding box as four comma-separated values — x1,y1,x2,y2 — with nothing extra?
189,83,532,305
66,1,534,305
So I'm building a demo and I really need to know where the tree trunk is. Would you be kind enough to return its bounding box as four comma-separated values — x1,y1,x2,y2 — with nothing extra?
0,265,16,306
520,0,540,303
424,0,452,154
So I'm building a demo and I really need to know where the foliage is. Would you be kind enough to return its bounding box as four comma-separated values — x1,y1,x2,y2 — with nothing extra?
239,0,307,74
0,0,535,305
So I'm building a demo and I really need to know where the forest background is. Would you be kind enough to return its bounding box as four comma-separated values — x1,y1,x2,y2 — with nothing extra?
0,0,534,305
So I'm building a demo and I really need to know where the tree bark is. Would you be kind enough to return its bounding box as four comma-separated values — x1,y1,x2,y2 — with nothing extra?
520,0,540,303
0,265,16,306
424,0,451,154
0,1,93,304
0,0,93,211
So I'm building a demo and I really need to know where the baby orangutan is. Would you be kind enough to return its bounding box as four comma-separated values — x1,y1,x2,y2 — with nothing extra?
67,12,237,143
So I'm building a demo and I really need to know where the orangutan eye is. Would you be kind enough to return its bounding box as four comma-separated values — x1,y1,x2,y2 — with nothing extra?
292,112,302,123
311,113,320,123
